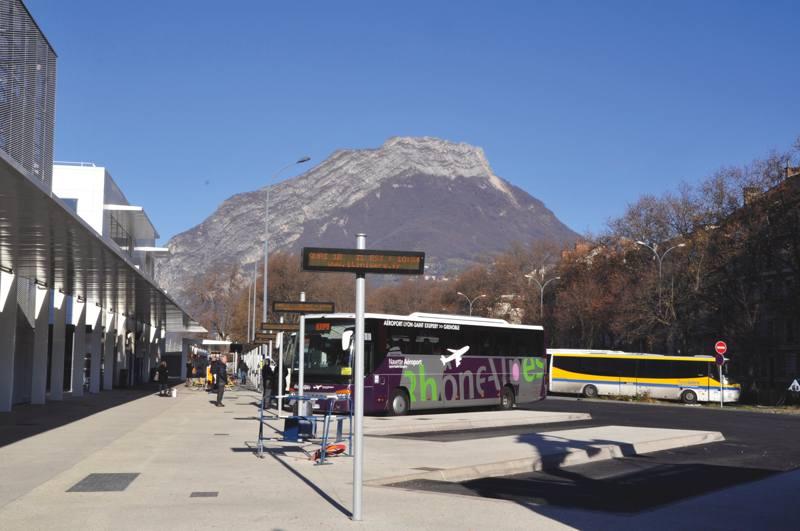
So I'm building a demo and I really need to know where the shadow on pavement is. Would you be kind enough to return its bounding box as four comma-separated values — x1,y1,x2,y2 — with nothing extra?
258,443,352,518
0,380,179,448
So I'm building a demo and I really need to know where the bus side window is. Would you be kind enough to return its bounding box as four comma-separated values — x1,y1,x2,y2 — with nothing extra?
415,334,440,356
673,361,706,378
638,360,671,379
616,358,637,379
462,326,482,357
553,356,583,373
513,330,541,357
494,330,513,357
369,321,389,370
386,327,413,355
479,329,494,356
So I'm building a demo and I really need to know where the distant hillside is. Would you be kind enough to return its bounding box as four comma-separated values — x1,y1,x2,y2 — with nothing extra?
156,136,578,300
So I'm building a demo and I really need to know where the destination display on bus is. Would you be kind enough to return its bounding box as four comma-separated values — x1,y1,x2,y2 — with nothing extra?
302,247,425,275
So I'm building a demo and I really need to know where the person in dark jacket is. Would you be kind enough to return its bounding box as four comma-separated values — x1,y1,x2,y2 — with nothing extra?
237,359,248,385
215,355,228,406
261,360,274,405
157,361,169,397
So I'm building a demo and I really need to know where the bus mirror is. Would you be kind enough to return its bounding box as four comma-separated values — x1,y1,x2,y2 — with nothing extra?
342,330,354,351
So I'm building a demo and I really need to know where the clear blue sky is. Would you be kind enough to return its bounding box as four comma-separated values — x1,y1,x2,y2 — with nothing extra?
27,0,800,243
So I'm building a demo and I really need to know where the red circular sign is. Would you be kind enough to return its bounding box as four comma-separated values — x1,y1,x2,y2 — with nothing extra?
715,341,727,355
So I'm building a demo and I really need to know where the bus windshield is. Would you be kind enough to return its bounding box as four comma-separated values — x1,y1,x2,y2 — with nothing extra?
295,319,354,380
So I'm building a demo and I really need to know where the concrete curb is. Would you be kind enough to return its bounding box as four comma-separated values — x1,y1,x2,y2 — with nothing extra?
365,411,592,436
367,430,724,486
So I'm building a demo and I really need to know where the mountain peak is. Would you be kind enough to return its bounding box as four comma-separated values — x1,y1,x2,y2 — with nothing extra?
378,136,492,178
157,137,577,298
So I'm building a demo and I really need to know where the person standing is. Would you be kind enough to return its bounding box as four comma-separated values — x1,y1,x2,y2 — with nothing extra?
205,361,213,392
185,357,193,387
157,361,169,397
215,355,228,406
238,358,248,385
261,360,274,407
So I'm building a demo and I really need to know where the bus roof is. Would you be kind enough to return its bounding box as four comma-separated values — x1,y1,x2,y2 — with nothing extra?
546,348,715,361
302,312,544,331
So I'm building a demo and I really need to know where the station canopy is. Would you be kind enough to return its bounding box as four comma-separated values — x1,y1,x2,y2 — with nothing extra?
0,151,204,333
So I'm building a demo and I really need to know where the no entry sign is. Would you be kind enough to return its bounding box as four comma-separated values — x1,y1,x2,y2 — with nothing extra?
714,341,727,355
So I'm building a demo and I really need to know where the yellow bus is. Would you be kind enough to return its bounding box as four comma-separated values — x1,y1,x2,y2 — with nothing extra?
547,349,740,404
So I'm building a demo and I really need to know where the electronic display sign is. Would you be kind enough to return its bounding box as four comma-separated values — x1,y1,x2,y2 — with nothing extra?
260,322,300,332
302,247,425,275
272,301,335,314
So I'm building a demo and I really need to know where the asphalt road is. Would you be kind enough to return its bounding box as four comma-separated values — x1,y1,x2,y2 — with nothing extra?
387,397,800,514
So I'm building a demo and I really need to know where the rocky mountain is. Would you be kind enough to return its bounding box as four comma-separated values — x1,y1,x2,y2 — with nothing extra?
156,137,578,298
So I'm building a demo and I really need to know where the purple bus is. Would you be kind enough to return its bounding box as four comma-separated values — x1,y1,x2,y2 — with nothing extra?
289,312,547,415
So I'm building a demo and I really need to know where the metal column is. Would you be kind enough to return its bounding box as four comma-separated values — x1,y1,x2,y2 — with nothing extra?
88,305,102,394
49,290,67,400
0,270,18,412
103,311,115,390
30,285,50,405
70,297,86,397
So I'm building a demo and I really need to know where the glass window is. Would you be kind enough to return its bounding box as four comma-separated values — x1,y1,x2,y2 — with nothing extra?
638,360,670,379
671,360,707,378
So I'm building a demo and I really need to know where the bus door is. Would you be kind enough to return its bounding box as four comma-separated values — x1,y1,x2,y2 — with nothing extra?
618,358,638,396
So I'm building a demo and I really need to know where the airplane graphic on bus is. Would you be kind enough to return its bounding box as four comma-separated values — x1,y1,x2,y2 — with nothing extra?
440,345,469,367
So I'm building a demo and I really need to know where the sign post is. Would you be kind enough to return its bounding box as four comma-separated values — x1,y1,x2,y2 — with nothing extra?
715,341,727,408
300,241,425,522
352,234,366,522
278,316,285,415
298,292,306,398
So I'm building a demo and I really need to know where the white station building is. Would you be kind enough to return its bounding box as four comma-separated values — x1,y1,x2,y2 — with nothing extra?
0,0,204,412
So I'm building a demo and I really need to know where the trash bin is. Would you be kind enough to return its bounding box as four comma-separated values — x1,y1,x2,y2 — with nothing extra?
284,416,315,442
118,369,128,388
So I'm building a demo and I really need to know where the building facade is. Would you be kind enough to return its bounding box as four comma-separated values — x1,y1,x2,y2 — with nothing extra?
52,163,167,279
0,0,56,188
0,1,203,412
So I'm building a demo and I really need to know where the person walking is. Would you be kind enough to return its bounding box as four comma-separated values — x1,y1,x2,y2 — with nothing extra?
157,361,169,397
215,355,228,407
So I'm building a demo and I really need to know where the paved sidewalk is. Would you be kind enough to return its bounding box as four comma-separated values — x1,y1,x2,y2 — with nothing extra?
0,386,574,530
0,385,739,530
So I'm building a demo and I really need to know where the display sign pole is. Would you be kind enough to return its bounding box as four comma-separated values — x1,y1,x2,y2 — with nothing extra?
719,364,724,408
298,291,306,398
278,316,285,415
352,233,366,522
298,240,424,521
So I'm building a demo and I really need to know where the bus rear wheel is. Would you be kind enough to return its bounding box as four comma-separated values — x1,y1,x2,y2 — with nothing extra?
389,389,410,416
582,384,598,399
681,390,698,404
499,386,515,410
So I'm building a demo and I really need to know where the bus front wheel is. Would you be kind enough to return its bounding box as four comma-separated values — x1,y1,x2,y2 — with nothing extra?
681,390,698,404
389,389,410,416
582,384,598,399
499,386,515,410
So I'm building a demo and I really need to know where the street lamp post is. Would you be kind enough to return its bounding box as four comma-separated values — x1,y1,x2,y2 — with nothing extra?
525,272,560,320
456,291,486,316
262,157,311,327
634,241,686,309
